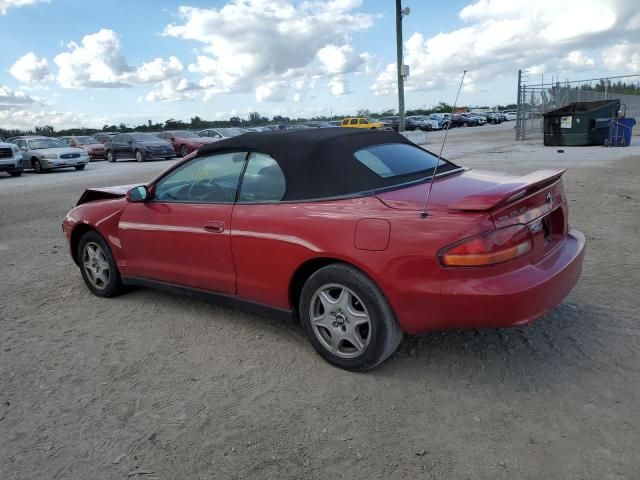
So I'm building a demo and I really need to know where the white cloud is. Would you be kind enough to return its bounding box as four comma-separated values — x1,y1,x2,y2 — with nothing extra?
255,81,288,102
52,29,184,88
9,52,51,84
0,0,45,15
0,84,36,109
135,56,184,83
602,43,640,72
165,0,375,100
372,0,640,96
328,75,350,96
143,77,200,102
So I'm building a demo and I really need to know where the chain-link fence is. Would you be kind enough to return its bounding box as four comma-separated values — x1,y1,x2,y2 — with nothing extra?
516,72,640,140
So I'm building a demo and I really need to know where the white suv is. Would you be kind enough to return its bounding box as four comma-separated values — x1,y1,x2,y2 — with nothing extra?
0,139,23,177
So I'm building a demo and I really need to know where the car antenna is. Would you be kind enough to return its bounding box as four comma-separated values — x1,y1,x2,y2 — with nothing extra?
420,70,467,218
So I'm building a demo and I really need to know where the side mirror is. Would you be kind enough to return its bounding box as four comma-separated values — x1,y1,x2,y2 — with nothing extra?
126,185,149,203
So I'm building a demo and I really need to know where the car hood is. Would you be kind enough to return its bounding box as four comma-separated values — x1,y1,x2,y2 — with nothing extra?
76,184,140,206
34,147,86,155
375,169,565,212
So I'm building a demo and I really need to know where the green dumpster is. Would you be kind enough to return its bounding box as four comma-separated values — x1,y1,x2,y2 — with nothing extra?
543,100,620,146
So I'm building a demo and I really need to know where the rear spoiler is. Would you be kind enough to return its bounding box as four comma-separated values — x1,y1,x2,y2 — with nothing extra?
449,169,566,211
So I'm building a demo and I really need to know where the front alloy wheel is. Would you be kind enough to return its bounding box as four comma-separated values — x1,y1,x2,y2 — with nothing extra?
309,284,371,359
78,231,124,297
82,242,111,291
135,150,144,162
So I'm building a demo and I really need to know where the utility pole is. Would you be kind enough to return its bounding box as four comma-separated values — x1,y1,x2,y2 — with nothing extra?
395,0,406,132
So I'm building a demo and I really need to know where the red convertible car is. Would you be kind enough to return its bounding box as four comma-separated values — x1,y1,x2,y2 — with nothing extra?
62,129,585,371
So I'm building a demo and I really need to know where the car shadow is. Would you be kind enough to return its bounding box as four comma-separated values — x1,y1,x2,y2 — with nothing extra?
121,283,607,387
379,300,614,388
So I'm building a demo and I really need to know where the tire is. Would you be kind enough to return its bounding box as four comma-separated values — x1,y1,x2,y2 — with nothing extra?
107,150,115,162
75,164,86,171
9,170,22,177
135,150,144,162
33,158,44,173
426,125,433,131
77,231,124,298
370,127,377,130
299,263,403,371
180,145,189,157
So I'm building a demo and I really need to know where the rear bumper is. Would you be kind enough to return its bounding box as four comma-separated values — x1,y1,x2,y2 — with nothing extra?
437,229,585,330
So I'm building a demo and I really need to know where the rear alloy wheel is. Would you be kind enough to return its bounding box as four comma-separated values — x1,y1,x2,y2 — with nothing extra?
75,164,86,171
180,145,189,157
33,158,44,173
107,150,115,162
300,264,403,371
135,150,144,162
78,231,124,297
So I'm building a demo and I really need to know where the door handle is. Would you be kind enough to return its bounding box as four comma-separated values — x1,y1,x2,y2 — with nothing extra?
204,221,225,233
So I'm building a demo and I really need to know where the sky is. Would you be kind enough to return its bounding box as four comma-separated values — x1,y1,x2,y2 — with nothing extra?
0,0,639,129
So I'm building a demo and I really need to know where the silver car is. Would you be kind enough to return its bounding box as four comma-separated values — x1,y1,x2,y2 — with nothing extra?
196,127,248,140
10,136,89,173
0,140,23,177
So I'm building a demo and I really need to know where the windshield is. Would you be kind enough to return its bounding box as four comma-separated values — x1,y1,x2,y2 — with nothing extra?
131,133,159,141
217,128,246,137
28,138,66,149
75,136,99,145
173,131,201,139
354,143,458,179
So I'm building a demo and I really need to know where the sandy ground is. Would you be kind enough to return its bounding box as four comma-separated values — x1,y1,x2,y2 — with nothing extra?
1,123,639,479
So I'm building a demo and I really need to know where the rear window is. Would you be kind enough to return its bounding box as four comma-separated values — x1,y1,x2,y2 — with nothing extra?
353,143,455,179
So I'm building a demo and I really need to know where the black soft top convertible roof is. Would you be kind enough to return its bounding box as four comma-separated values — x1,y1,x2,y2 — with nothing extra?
198,128,448,201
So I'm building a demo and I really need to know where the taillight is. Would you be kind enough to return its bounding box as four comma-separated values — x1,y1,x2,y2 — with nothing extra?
438,225,533,267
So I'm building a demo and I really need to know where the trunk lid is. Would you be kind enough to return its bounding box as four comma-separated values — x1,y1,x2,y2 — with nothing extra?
376,168,569,260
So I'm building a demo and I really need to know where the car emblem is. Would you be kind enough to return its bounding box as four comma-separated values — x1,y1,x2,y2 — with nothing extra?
545,192,553,206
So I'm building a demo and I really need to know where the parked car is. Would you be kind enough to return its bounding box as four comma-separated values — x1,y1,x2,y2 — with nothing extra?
156,130,219,157
340,117,384,129
328,121,343,127
429,113,452,129
303,121,338,129
455,114,481,127
483,112,503,124
197,128,248,139
0,140,23,177
406,115,443,131
378,116,399,130
62,128,585,371
104,133,175,163
462,113,486,125
504,111,517,121
247,126,271,132
10,136,89,173
93,132,119,144
61,136,106,160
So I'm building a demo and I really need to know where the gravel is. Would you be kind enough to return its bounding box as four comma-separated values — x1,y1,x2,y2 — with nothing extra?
1,124,639,479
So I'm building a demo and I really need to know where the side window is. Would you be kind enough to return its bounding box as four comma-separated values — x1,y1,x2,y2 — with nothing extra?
359,118,367,124
349,119,358,125
123,134,132,143
238,153,286,203
341,119,349,126
16,140,26,150
153,151,247,204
